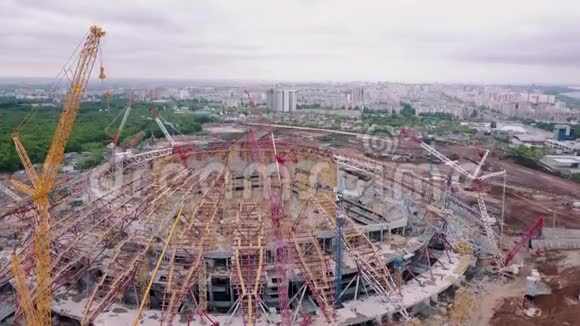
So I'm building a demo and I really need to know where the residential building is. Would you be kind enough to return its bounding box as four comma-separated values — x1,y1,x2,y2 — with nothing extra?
526,93,556,105
266,88,296,113
351,87,366,109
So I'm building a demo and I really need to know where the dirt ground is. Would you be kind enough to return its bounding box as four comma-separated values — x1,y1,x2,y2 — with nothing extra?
368,138,580,231
434,143,579,195
431,143,580,229
468,276,527,326
489,250,580,326
332,133,580,231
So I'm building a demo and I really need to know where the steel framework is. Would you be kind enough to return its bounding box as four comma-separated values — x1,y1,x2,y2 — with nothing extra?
0,135,489,325
232,202,265,325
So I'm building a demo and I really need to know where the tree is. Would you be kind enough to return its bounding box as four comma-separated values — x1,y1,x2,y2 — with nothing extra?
512,145,544,160
0,97,218,172
400,102,415,116
471,108,478,118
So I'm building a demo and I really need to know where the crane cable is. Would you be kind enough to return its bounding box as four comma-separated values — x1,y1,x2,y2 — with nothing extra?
160,114,184,136
98,41,111,111
16,31,89,132
104,107,127,134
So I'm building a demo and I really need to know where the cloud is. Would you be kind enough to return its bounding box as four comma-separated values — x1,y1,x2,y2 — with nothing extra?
455,16,580,67
2,0,580,84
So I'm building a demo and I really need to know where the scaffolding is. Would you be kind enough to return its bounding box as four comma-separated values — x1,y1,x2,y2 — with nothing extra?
311,192,410,319
232,202,265,326
15,173,164,319
289,230,336,323
81,169,203,325
0,137,490,325
161,170,230,325
199,261,208,313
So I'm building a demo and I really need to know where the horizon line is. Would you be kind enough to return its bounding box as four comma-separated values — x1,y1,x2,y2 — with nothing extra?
0,76,576,88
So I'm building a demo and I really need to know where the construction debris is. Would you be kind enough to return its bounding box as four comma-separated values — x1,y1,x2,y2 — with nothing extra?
448,288,475,325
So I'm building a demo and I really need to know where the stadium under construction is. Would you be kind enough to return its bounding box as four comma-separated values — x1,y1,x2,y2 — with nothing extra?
0,129,503,325
0,25,508,326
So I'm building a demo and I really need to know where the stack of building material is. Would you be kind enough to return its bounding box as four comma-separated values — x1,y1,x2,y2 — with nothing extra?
531,227,580,250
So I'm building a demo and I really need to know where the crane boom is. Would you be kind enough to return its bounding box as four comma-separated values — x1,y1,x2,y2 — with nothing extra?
149,108,175,146
10,25,105,326
401,127,504,259
473,150,489,178
400,128,473,178
11,135,39,192
112,101,133,148
41,26,105,189
503,216,543,266
121,131,145,151
10,255,40,325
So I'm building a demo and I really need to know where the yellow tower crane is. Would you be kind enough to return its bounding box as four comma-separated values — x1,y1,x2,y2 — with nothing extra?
10,25,106,326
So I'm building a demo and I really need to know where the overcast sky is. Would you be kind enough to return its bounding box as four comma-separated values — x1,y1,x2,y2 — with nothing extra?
2,0,580,84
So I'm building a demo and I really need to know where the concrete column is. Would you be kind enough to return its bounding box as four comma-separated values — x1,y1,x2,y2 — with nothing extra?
431,293,439,304
229,278,235,304
208,277,214,306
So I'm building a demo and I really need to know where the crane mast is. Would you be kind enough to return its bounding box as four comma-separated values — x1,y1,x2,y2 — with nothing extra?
10,25,105,326
334,174,344,305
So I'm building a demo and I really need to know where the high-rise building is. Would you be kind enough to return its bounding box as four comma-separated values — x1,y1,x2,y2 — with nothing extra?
266,88,296,112
527,93,556,104
350,87,366,109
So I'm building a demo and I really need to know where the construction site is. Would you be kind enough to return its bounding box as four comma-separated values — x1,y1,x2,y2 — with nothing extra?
1,26,580,326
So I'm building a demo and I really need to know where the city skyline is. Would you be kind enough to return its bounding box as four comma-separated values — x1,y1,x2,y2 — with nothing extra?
2,0,580,84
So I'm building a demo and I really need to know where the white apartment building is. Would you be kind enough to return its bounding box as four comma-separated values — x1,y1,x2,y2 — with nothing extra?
266,88,296,113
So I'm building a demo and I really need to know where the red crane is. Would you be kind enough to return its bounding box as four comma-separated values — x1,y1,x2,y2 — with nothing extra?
245,95,290,325
503,216,543,266
121,131,145,151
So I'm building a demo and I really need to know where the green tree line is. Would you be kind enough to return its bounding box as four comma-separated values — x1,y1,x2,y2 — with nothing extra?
362,109,472,135
0,98,216,172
